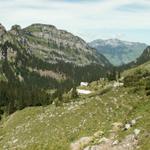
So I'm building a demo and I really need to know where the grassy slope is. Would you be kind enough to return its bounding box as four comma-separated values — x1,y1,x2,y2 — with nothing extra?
122,60,150,77
119,61,150,150
0,78,149,150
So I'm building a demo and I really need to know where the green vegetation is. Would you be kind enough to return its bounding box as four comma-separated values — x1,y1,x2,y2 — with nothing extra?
0,74,149,149
0,39,112,115
0,23,149,150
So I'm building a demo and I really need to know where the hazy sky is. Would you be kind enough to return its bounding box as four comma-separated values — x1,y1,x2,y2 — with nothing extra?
0,0,150,44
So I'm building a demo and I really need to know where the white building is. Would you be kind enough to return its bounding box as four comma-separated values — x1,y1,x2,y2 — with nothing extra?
80,82,89,86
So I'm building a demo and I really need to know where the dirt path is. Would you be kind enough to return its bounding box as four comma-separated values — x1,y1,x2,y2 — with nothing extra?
71,122,138,150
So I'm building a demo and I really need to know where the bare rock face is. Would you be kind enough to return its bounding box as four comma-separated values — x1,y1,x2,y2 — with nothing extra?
0,24,6,60
24,24,90,52
10,25,21,35
0,23,111,67
21,23,110,66
0,23,6,37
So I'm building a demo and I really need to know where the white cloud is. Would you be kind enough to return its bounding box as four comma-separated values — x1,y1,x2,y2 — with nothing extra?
0,0,150,43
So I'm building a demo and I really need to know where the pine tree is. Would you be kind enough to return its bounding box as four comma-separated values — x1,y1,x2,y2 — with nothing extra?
71,86,78,99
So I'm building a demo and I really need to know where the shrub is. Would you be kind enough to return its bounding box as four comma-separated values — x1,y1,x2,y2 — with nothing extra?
71,87,78,99
146,90,150,96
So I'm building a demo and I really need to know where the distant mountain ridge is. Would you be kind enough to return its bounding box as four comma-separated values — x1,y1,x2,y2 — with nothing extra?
89,38,147,66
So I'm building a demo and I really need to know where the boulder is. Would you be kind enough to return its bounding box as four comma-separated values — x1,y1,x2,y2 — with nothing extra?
124,123,131,130
131,119,136,126
98,137,110,143
70,136,93,150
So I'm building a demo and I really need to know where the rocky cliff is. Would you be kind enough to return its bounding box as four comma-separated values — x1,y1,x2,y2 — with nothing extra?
0,23,110,66
0,23,112,89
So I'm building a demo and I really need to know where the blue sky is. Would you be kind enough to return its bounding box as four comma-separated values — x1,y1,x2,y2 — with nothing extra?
0,0,150,44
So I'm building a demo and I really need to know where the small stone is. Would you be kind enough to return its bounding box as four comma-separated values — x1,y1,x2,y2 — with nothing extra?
112,140,119,146
124,124,131,130
134,129,140,136
131,119,136,126
83,146,90,150
99,137,109,143
12,139,18,144
71,136,92,150
94,131,104,138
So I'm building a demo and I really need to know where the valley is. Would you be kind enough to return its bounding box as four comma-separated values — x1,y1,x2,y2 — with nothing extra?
0,23,150,150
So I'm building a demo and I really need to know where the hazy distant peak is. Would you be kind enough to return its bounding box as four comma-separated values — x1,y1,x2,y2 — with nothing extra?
90,38,146,48
89,38,147,66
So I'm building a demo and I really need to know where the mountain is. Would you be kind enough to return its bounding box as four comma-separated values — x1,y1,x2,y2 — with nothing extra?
1,23,110,66
89,39,147,66
0,23,112,112
0,24,150,150
0,23,111,83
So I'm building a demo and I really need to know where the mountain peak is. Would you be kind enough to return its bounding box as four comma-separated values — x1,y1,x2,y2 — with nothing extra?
91,38,139,48
25,23,57,31
10,25,22,35
0,23,111,66
89,39,147,66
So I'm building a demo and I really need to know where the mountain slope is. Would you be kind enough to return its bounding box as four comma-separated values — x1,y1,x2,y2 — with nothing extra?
89,39,147,66
0,78,149,150
0,23,112,112
0,23,111,85
0,24,149,150
8,24,110,66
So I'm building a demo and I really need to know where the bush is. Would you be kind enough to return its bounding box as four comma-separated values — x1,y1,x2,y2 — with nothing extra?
0,109,4,115
71,87,78,99
146,90,150,96
54,98,62,107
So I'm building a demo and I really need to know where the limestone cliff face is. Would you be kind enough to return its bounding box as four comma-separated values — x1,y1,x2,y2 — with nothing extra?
0,23,112,86
3,23,110,66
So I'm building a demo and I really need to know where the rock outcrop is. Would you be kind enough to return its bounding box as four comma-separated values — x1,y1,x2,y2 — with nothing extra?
0,23,111,66
21,24,110,66
0,23,6,37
